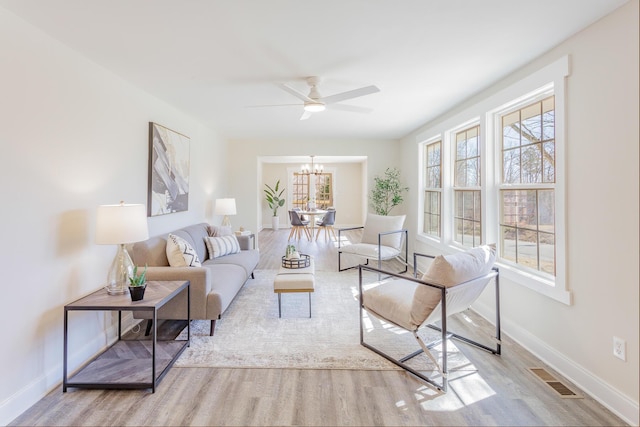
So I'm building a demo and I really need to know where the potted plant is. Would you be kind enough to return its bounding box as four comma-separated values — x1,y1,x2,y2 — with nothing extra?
370,167,409,215
128,265,147,301
264,179,285,230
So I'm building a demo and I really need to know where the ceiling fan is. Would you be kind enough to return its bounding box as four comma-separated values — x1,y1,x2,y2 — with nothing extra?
259,76,380,120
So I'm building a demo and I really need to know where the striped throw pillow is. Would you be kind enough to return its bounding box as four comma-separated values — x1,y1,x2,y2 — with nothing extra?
204,235,241,259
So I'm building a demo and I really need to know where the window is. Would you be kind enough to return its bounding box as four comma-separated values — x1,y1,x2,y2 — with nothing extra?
415,56,569,304
423,140,442,237
499,97,555,275
314,173,333,209
292,172,333,209
454,126,482,247
292,173,309,209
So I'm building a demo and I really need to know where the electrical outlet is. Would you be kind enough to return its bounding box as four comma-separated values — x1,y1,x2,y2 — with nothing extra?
613,336,626,361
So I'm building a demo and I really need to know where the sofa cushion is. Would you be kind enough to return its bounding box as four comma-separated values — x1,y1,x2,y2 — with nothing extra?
207,225,233,237
204,249,260,277
166,233,202,267
204,235,241,259
171,223,209,262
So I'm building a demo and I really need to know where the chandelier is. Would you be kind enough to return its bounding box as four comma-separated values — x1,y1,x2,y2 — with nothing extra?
300,155,323,175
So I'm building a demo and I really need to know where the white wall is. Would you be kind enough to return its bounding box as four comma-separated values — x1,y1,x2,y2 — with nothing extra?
0,8,229,425
227,139,401,237
400,2,639,424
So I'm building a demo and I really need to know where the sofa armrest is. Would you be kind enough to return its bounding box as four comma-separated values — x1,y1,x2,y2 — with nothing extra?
144,266,211,316
237,234,254,250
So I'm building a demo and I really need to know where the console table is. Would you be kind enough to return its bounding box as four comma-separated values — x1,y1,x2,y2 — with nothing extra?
63,280,190,393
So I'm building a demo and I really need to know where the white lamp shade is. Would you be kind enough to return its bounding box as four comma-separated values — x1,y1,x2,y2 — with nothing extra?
214,198,237,216
96,203,149,245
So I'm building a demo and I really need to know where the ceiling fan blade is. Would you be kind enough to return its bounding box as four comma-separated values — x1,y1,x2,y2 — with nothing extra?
319,85,380,104
277,83,314,102
300,110,313,120
244,103,301,108
328,104,373,114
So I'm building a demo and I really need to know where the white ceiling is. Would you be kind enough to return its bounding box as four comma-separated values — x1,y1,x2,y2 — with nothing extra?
0,0,627,141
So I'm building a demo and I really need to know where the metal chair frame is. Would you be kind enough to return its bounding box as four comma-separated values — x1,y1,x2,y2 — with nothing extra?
338,226,408,274
358,253,501,392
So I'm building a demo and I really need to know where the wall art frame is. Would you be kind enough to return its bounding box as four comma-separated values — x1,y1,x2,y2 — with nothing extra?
147,122,190,216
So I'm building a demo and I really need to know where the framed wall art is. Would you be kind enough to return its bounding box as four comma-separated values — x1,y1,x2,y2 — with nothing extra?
148,122,190,216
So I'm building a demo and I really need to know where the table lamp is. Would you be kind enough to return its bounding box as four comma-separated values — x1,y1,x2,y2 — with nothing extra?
96,202,149,295
215,198,236,228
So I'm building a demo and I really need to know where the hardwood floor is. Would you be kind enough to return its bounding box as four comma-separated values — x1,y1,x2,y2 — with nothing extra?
10,228,627,426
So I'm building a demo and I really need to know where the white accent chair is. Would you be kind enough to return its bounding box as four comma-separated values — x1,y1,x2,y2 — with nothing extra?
338,213,407,273
358,245,501,392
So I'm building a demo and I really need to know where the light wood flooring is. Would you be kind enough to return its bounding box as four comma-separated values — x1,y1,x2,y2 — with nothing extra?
10,228,627,426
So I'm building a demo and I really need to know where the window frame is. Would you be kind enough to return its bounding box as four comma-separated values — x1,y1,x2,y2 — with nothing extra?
422,138,443,238
453,125,483,248
495,93,557,277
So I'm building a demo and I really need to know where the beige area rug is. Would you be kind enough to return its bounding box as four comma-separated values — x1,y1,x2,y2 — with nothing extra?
174,269,474,372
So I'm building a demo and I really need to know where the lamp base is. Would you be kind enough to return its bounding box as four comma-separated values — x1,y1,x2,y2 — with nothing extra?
222,215,232,228
105,244,134,295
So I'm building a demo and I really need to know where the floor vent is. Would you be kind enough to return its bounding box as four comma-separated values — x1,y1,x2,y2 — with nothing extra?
528,368,582,398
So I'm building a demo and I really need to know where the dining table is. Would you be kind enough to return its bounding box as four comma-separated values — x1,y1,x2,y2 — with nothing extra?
297,209,328,240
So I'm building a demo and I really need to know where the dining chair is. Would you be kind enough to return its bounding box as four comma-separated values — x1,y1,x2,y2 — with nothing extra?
315,209,337,241
288,210,311,241
292,207,310,225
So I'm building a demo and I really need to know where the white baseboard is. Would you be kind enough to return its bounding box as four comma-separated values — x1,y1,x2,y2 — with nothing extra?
473,301,639,426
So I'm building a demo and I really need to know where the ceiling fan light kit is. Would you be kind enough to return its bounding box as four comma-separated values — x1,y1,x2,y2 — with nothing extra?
272,76,380,120
303,102,326,113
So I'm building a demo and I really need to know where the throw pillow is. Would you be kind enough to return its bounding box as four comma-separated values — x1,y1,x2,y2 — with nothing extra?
166,233,202,267
204,235,241,259
207,225,234,237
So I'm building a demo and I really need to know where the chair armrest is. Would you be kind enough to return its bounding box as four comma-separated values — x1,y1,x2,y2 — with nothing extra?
377,229,408,262
337,226,364,248
413,252,436,277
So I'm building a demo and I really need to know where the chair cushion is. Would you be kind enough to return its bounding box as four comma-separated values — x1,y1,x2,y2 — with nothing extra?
363,279,421,330
166,233,202,267
340,243,401,260
364,245,497,331
204,235,241,259
360,214,405,249
412,245,496,324
421,244,496,286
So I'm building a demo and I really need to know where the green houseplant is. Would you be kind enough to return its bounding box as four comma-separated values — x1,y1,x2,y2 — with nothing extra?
370,167,409,216
128,265,147,301
264,179,286,230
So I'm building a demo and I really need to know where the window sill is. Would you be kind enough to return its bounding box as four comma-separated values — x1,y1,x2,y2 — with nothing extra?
495,261,572,305
415,233,573,305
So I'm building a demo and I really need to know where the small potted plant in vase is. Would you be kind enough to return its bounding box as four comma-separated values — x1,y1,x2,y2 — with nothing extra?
128,265,147,301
